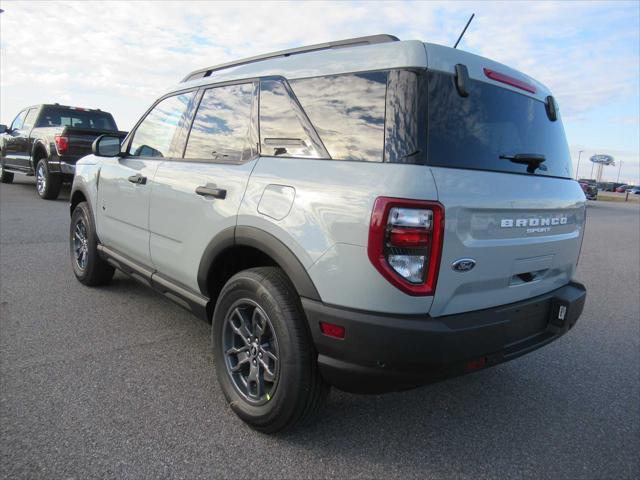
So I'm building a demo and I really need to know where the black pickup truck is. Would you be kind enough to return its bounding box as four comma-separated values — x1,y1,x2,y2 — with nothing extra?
0,104,126,199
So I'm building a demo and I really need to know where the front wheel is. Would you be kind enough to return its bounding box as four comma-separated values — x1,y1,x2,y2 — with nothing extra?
0,160,13,184
36,159,62,199
70,201,115,286
212,267,329,433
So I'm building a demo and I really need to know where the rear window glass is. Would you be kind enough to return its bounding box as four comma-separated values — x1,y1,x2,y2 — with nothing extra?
290,72,387,162
184,83,255,162
426,71,572,178
37,107,117,131
259,79,324,158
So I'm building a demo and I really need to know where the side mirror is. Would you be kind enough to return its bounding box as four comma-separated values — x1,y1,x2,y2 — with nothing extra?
0,124,8,133
92,134,122,157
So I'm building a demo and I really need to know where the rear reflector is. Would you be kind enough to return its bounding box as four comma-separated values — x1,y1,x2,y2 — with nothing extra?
319,322,345,339
466,357,487,371
483,68,537,94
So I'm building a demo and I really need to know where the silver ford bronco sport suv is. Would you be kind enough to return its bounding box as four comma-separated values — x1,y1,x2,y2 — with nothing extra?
70,35,587,433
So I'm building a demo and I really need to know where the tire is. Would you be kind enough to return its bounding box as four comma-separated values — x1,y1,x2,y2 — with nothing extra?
35,158,62,200
0,160,13,184
70,201,115,286
212,267,329,433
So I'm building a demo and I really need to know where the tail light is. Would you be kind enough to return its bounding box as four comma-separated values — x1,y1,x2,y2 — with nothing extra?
368,197,444,296
54,135,69,154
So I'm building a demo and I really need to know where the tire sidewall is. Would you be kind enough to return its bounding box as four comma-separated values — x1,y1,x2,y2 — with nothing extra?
70,202,99,282
0,157,13,183
212,272,309,428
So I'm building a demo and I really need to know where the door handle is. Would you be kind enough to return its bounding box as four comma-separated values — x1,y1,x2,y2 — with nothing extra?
195,185,227,199
128,174,147,185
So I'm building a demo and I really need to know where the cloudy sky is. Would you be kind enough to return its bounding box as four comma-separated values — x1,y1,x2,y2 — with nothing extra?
1,0,638,183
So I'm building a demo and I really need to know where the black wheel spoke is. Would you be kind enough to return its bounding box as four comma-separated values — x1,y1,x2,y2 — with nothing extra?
252,308,267,339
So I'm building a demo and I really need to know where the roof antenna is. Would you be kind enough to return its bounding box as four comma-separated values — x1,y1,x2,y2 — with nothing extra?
453,13,475,49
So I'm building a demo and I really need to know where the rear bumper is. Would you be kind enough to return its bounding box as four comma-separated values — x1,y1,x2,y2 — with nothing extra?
303,281,586,393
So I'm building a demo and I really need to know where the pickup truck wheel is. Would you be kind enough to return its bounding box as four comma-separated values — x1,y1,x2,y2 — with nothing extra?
0,162,13,184
36,159,62,200
212,267,329,433
70,201,115,286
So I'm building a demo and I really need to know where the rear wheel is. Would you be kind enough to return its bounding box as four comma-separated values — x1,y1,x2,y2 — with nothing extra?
36,159,62,200
212,267,329,433
0,160,13,184
70,201,115,286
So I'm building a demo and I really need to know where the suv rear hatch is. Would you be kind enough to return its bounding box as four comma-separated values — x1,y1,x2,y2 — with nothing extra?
423,44,586,317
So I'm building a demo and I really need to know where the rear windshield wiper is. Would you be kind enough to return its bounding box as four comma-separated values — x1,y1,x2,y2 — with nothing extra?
499,153,547,173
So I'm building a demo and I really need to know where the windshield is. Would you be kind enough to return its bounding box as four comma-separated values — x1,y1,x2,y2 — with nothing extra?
37,107,117,131
426,70,572,178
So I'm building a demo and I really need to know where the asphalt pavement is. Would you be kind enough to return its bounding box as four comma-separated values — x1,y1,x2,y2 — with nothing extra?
1,177,638,479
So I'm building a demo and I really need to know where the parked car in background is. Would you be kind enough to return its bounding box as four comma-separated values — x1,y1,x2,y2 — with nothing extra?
615,185,628,193
0,104,126,199
579,179,598,200
628,187,640,195
69,34,586,432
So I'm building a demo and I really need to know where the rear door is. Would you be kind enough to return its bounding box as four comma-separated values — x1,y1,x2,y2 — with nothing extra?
96,91,196,268
423,60,586,317
148,81,258,293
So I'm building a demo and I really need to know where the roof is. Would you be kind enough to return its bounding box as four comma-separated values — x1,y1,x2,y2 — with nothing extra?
167,37,428,94
166,35,551,101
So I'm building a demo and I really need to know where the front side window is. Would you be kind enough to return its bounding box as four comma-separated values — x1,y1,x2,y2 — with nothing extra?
10,110,28,131
259,79,325,158
129,92,195,158
290,72,387,162
184,83,255,162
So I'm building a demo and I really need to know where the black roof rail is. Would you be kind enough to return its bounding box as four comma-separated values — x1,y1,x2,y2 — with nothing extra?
181,34,400,82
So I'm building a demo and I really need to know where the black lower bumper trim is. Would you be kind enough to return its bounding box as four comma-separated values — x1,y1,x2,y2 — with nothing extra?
303,282,586,393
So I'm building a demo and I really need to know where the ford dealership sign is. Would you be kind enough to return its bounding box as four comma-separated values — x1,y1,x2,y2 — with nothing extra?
590,154,615,165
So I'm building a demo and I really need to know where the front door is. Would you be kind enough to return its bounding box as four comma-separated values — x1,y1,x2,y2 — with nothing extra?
3,109,28,169
96,91,196,268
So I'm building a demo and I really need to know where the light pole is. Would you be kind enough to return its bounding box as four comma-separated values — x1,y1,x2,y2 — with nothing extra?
575,150,584,179
617,160,623,183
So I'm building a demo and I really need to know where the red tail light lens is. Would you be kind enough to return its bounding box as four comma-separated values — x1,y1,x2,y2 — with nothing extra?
54,135,69,154
368,197,444,296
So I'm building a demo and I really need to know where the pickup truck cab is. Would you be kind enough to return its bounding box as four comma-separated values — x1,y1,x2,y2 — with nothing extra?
70,35,587,433
0,104,125,199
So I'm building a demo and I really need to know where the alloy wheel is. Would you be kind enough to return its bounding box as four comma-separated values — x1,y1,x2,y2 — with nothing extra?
36,164,46,195
73,218,89,271
222,299,280,405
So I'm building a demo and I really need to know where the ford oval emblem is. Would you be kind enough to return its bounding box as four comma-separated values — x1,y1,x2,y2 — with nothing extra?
452,258,476,272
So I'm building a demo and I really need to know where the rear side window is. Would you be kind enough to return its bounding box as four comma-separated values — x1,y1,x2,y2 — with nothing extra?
426,71,572,178
22,108,39,131
290,72,387,162
259,79,325,158
129,92,195,158
184,83,255,162
36,108,117,131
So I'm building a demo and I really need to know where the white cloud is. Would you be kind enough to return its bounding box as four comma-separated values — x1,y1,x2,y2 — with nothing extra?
1,0,638,163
